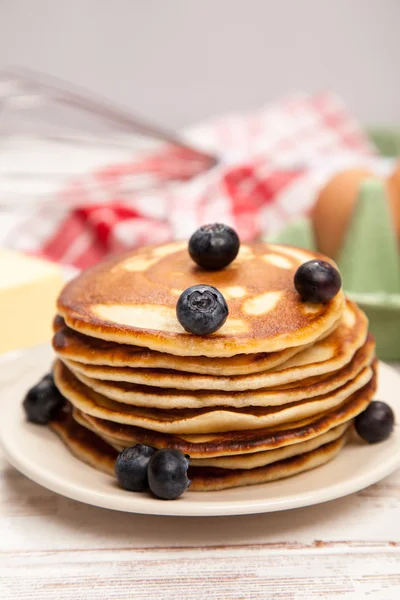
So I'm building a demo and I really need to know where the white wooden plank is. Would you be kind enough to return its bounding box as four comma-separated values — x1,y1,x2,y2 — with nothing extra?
1,453,399,553
1,546,400,600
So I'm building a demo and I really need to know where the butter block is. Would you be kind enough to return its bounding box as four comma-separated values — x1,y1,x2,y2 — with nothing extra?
0,249,64,354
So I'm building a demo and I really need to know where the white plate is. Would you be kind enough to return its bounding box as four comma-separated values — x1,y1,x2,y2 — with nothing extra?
1,345,399,517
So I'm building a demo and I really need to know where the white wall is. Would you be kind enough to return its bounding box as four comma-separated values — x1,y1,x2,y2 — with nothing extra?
0,0,399,129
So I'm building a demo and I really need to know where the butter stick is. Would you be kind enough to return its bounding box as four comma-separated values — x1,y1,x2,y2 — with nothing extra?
0,249,64,354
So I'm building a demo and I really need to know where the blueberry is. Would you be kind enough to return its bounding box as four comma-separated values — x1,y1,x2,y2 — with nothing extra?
294,260,342,303
148,449,191,500
189,223,240,270
176,284,228,335
355,401,395,443
115,444,156,491
23,373,65,424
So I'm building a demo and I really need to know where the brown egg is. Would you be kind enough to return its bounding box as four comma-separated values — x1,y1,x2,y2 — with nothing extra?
312,169,374,259
312,167,400,260
387,160,400,240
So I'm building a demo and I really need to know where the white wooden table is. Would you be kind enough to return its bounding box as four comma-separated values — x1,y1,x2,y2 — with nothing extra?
1,358,399,599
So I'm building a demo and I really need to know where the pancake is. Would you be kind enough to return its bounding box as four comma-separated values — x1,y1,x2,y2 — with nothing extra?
62,335,375,409
53,321,308,376
57,242,345,357
48,240,375,491
189,434,347,491
50,406,118,476
49,406,348,490
193,423,349,469
64,301,368,391
74,409,350,469
71,372,376,457
54,359,374,434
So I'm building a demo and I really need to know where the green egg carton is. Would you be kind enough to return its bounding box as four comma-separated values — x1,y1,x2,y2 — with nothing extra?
269,178,400,361
367,127,400,158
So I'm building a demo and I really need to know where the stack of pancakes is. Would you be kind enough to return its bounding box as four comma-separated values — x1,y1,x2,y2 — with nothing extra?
50,241,377,491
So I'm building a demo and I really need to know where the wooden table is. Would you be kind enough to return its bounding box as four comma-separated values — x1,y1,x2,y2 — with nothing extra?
1,359,399,599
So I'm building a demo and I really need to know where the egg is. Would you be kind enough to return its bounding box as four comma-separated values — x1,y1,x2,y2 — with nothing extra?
387,161,400,240
312,167,400,260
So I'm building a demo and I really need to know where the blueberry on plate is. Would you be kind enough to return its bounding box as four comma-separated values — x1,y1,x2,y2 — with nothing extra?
23,373,65,424
148,449,191,500
115,444,156,492
189,223,240,270
355,401,395,443
176,284,228,335
294,259,342,303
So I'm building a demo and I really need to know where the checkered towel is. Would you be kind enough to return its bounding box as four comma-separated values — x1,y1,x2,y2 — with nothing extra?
9,92,376,268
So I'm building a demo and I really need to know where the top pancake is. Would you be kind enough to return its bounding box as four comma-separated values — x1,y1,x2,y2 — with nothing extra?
62,301,368,391
58,241,345,357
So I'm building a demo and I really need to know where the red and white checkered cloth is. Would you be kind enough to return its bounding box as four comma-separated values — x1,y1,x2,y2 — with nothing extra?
10,92,376,269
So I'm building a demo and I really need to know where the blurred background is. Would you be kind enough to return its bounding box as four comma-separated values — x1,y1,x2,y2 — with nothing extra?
1,0,399,127
1,0,400,357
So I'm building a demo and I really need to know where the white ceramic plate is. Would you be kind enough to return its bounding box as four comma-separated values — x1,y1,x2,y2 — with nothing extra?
1,345,399,517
